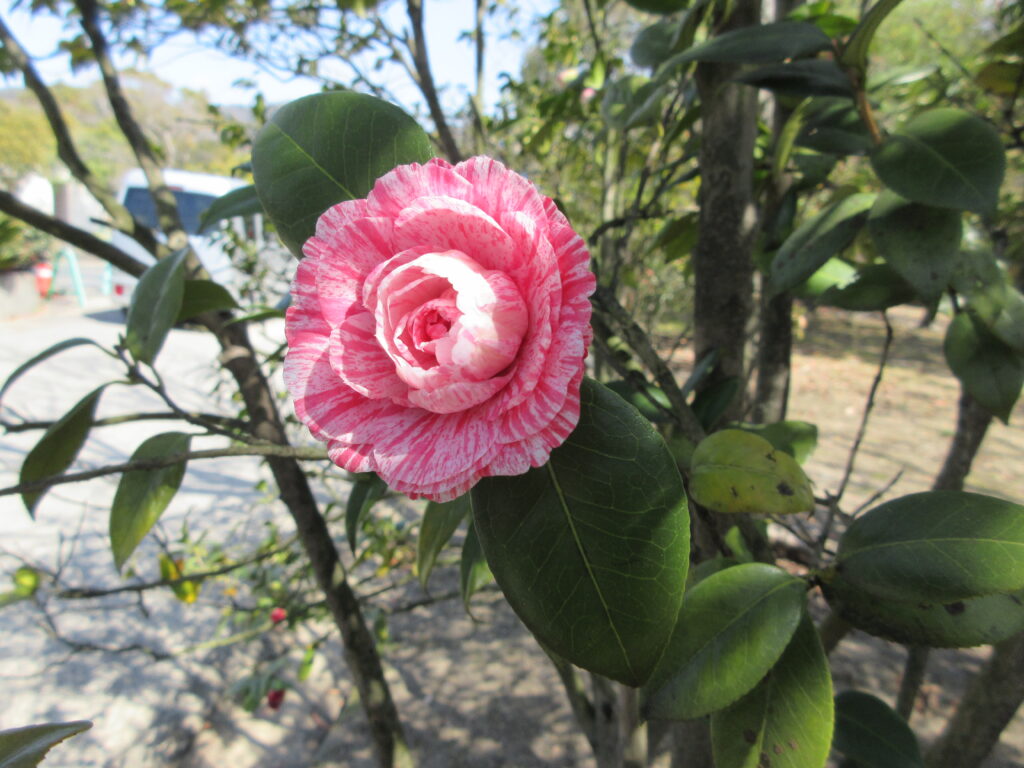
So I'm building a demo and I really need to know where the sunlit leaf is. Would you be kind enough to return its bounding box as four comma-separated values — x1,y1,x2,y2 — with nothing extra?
417,494,470,588
0,720,92,768
125,249,188,365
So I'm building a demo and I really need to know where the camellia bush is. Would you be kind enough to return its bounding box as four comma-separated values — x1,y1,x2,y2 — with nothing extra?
1,0,1023,767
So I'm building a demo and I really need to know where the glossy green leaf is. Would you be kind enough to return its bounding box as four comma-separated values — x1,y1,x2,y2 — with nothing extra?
970,283,1024,353
795,257,858,299
689,429,814,515
769,193,874,296
870,108,1006,215
252,92,434,257
110,432,192,572
823,572,1024,648
835,491,1024,603
125,249,188,365
868,190,962,303
459,521,492,613
197,184,261,231
0,338,109,407
472,378,689,686
691,376,740,431
819,263,916,311
20,386,105,517
712,615,832,768
0,720,92,768
797,97,872,156
944,312,1024,423
839,0,906,76
176,279,239,323
735,60,855,98
621,0,689,16
417,494,470,588
833,690,922,768
643,564,806,719
662,22,831,67
345,473,388,554
631,21,677,69
605,380,672,423
733,421,818,464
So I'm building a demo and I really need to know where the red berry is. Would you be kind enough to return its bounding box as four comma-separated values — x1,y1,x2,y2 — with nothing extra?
270,607,287,624
267,688,285,710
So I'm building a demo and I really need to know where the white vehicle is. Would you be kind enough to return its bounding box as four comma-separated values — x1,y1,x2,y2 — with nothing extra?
109,169,252,306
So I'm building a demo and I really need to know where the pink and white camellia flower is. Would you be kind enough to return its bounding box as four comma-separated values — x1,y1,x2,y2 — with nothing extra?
284,156,596,502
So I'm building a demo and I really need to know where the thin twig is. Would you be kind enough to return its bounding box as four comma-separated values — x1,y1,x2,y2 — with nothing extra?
0,444,329,498
3,411,246,434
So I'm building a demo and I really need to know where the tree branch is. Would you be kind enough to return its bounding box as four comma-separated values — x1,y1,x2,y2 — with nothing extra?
0,444,329,499
0,190,147,277
405,0,462,162
3,410,246,434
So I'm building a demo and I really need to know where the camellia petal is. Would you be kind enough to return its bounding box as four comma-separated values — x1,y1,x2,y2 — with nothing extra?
284,156,596,501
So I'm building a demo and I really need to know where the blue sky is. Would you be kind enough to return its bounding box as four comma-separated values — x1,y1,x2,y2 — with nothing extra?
3,0,551,110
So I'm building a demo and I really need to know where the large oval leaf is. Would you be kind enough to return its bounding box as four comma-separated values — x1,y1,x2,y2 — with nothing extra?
769,193,874,296
689,429,814,515
711,615,833,768
944,312,1024,423
20,386,105,517
125,249,187,365
662,22,832,67
735,60,855,98
833,690,922,768
835,491,1024,603
819,263,916,311
0,720,92,768
109,432,193,572
643,563,806,719
870,108,1006,215
252,92,435,257
868,190,962,304
822,571,1024,648
176,279,239,323
472,378,690,686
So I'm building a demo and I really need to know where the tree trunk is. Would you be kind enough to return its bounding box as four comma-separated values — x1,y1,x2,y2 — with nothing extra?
691,0,761,426
933,390,993,492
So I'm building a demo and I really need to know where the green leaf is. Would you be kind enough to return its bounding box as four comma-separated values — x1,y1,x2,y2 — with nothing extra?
601,76,666,131
819,263,916,311
459,520,492,613
870,108,1006,215
125,249,188,365
252,92,435,257
0,721,92,768
691,376,741,430
823,572,1024,648
944,311,1023,423
197,184,261,232
643,564,806,719
735,60,855,98
227,307,287,325
833,690,923,768
109,432,192,572
20,386,105,517
769,193,874,295
417,494,470,588
345,473,388,554
970,283,1024,353
711,615,832,768
621,0,689,16
176,279,239,323
605,380,672,423
662,21,831,67
0,338,109,407
797,97,872,156
795,257,858,299
655,212,699,262
868,190,962,303
472,378,689,686
839,0,906,76
689,429,814,515
835,491,1024,603
631,21,677,70
158,553,199,603
732,421,818,464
